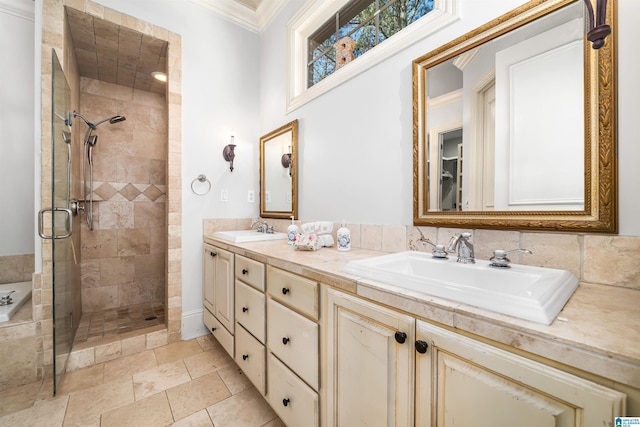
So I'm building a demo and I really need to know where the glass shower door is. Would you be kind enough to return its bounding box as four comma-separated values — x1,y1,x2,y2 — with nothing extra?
49,50,75,394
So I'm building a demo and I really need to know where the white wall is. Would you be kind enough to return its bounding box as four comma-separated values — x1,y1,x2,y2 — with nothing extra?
260,0,640,236
0,2,34,256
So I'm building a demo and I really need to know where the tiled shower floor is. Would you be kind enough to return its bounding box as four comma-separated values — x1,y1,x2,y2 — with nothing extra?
74,302,165,345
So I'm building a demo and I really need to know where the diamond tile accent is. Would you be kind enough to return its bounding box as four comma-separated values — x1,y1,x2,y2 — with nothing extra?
143,185,164,202
94,183,119,201
120,183,142,201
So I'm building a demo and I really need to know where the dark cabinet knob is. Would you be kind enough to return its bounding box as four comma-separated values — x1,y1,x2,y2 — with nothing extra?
282,287,290,295
242,354,249,360
210,252,217,257
415,340,429,354
394,331,407,344
242,268,249,275
282,398,290,407
211,327,216,332
282,337,290,345
242,306,248,313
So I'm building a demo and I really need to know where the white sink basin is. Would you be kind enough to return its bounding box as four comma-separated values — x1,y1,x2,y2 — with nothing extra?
212,230,287,243
343,251,578,325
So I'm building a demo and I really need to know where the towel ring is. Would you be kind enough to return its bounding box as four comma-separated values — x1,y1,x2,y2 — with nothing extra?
191,174,211,196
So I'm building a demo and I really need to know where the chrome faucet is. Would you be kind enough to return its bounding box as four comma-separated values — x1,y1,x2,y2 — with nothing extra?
411,228,448,259
447,232,475,264
250,219,271,233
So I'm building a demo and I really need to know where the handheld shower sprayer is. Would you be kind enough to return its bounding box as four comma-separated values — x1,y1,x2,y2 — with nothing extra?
71,111,126,230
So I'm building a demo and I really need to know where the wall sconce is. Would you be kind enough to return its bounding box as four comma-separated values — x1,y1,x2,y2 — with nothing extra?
223,136,236,172
583,0,611,49
281,145,292,176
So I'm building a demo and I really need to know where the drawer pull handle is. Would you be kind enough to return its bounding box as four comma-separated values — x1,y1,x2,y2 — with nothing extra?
394,331,407,344
282,337,290,345
282,398,290,407
242,354,249,360
211,327,216,332
210,251,217,257
242,268,249,275
282,287,290,295
415,340,429,354
242,306,249,313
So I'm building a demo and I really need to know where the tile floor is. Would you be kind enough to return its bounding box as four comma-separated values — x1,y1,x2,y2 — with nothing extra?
0,334,284,427
74,303,166,344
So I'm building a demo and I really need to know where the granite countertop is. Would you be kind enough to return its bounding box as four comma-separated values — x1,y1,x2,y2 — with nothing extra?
204,236,640,388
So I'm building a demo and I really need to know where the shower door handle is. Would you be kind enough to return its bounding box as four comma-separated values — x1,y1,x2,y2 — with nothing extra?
38,207,73,239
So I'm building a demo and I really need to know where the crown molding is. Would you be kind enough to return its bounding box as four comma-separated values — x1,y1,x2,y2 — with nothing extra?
187,0,286,32
0,0,35,21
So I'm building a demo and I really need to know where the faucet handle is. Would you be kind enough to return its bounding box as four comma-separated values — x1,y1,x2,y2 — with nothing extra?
489,248,532,268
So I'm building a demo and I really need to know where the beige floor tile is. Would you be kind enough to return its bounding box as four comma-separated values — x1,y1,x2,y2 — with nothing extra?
57,363,104,395
166,372,231,421
261,418,286,427
64,379,134,426
154,339,203,365
195,334,219,352
101,391,174,427
133,359,191,400
0,394,68,427
171,409,214,427
103,349,157,383
206,387,277,427
217,364,253,395
183,346,234,379
0,380,42,417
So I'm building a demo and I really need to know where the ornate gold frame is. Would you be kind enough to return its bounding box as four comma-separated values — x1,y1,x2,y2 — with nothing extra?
412,0,617,233
260,119,298,219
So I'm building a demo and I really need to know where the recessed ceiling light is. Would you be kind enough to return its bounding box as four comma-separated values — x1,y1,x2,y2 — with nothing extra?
151,71,167,82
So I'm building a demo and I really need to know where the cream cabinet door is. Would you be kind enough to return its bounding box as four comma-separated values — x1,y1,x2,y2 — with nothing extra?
415,320,626,427
203,244,234,334
202,244,216,315
325,288,415,427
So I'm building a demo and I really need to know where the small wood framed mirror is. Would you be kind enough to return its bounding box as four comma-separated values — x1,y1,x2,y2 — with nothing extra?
260,119,298,219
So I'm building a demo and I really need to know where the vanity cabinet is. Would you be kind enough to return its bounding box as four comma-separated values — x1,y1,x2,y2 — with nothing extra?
266,266,320,427
415,320,626,427
203,244,234,357
324,288,415,427
234,254,266,395
324,288,625,427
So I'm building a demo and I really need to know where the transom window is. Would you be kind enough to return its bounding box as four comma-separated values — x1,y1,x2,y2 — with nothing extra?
307,0,434,87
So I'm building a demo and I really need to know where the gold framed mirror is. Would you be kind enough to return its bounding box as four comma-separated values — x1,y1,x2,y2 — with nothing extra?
260,119,298,219
413,0,617,233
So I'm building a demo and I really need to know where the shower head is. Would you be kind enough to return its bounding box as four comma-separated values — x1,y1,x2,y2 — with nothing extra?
72,111,126,128
94,115,126,127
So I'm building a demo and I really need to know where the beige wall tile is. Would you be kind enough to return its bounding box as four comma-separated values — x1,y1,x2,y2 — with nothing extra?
146,329,168,349
382,225,407,253
81,229,118,259
473,229,521,261
360,224,383,251
521,233,581,278
65,347,96,372
584,235,640,289
95,340,122,363
99,201,135,229
117,228,150,256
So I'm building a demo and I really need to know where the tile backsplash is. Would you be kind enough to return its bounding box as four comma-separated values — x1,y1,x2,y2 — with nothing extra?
204,218,640,291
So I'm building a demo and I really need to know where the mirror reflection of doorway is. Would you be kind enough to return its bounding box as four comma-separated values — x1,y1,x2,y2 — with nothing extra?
440,128,462,211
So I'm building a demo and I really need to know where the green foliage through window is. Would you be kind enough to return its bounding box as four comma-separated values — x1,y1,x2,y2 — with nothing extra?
308,0,434,87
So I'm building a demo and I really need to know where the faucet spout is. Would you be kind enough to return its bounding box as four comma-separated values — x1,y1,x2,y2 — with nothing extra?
447,232,475,264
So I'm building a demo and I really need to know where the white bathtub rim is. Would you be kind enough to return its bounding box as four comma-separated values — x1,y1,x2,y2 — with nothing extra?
0,281,32,322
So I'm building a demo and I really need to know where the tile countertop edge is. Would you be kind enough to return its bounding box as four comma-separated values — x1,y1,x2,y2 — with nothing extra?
203,236,640,388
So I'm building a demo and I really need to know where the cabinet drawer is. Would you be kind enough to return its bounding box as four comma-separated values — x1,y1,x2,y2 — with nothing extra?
203,307,234,358
235,324,266,395
235,281,266,343
235,255,265,291
267,266,318,319
267,353,319,427
267,298,319,390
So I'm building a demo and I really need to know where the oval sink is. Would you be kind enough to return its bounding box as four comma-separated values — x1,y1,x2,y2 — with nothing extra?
343,251,578,325
212,230,287,243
